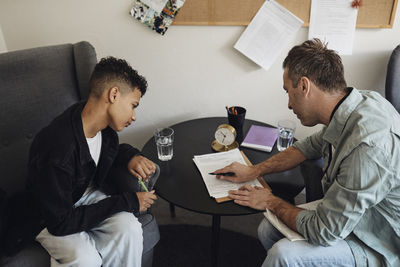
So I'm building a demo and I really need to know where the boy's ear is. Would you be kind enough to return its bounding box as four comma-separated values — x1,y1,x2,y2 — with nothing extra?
108,87,119,103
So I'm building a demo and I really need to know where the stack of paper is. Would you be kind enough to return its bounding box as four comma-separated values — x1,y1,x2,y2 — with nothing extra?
263,199,323,241
193,148,262,199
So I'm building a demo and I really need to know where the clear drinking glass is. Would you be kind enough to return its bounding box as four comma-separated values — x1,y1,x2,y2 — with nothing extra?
154,128,174,161
277,120,296,151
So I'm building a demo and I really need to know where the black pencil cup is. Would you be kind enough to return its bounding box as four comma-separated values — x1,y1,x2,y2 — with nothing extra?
227,106,246,144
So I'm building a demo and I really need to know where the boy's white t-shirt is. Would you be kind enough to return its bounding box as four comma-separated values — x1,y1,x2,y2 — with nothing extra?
81,131,102,198
86,131,102,165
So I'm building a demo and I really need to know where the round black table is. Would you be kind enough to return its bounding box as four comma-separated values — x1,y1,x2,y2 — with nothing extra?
142,117,304,267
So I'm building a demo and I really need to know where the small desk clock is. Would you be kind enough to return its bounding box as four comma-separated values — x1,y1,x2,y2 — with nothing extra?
211,124,239,152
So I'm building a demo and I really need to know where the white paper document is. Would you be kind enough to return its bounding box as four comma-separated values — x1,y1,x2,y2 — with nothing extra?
234,0,303,71
263,199,323,241
193,149,262,199
309,0,358,55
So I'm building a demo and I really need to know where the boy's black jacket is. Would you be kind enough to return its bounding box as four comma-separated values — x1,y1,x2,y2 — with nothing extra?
26,102,141,237
0,190,44,256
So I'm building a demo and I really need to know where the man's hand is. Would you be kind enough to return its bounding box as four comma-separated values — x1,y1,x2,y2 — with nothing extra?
228,184,273,210
229,184,302,231
212,162,259,183
137,190,157,212
128,155,156,182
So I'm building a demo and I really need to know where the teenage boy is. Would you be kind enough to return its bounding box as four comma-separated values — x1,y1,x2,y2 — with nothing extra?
27,57,158,267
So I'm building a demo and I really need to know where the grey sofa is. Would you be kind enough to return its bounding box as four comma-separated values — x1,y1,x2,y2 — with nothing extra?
0,41,159,266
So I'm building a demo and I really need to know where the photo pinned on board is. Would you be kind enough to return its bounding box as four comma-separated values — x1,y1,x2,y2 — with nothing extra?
130,2,149,21
130,0,186,35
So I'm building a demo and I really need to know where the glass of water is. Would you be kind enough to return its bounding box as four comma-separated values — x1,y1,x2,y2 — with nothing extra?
277,120,296,152
154,128,174,161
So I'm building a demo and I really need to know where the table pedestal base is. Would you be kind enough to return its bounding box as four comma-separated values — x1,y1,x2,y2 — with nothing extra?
211,215,221,267
169,203,176,218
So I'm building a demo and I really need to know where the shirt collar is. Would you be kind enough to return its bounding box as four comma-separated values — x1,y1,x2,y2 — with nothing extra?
71,101,119,166
71,101,93,164
323,88,362,146
329,87,353,122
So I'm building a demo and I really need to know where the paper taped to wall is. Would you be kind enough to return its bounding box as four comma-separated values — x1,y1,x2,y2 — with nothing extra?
234,0,303,70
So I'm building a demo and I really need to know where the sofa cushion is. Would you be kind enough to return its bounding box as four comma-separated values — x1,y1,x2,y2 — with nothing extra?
138,213,160,254
0,242,49,267
73,42,97,100
2,191,43,257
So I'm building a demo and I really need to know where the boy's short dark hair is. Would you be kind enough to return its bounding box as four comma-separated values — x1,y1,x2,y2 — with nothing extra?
283,38,347,93
89,57,148,98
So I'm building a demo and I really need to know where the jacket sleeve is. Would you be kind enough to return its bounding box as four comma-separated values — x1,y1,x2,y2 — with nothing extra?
100,143,143,194
32,160,140,236
114,143,142,167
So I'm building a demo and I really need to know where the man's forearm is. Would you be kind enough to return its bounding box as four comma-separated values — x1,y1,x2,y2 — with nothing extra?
254,146,306,176
268,195,302,232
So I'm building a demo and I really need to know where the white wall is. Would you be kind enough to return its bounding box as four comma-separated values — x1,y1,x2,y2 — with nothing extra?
0,0,399,149
0,24,7,52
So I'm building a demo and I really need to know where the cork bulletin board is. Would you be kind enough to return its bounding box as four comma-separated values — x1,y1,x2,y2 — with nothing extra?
173,0,398,28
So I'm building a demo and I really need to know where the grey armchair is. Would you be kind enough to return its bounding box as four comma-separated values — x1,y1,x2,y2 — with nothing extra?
0,42,159,267
299,158,324,203
386,44,400,113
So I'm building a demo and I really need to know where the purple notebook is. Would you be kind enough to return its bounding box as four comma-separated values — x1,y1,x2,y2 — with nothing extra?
241,125,279,152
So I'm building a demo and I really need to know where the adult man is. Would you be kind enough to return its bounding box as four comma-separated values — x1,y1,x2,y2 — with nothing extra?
27,57,158,266
214,39,400,266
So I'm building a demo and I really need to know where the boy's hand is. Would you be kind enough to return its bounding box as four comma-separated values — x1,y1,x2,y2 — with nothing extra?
137,190,157,212
128,155,156,182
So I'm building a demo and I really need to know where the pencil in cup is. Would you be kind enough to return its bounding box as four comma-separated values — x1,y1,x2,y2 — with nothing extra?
226,106,238,115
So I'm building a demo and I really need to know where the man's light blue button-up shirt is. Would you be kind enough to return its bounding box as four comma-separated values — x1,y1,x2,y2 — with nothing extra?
293,89,400,266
